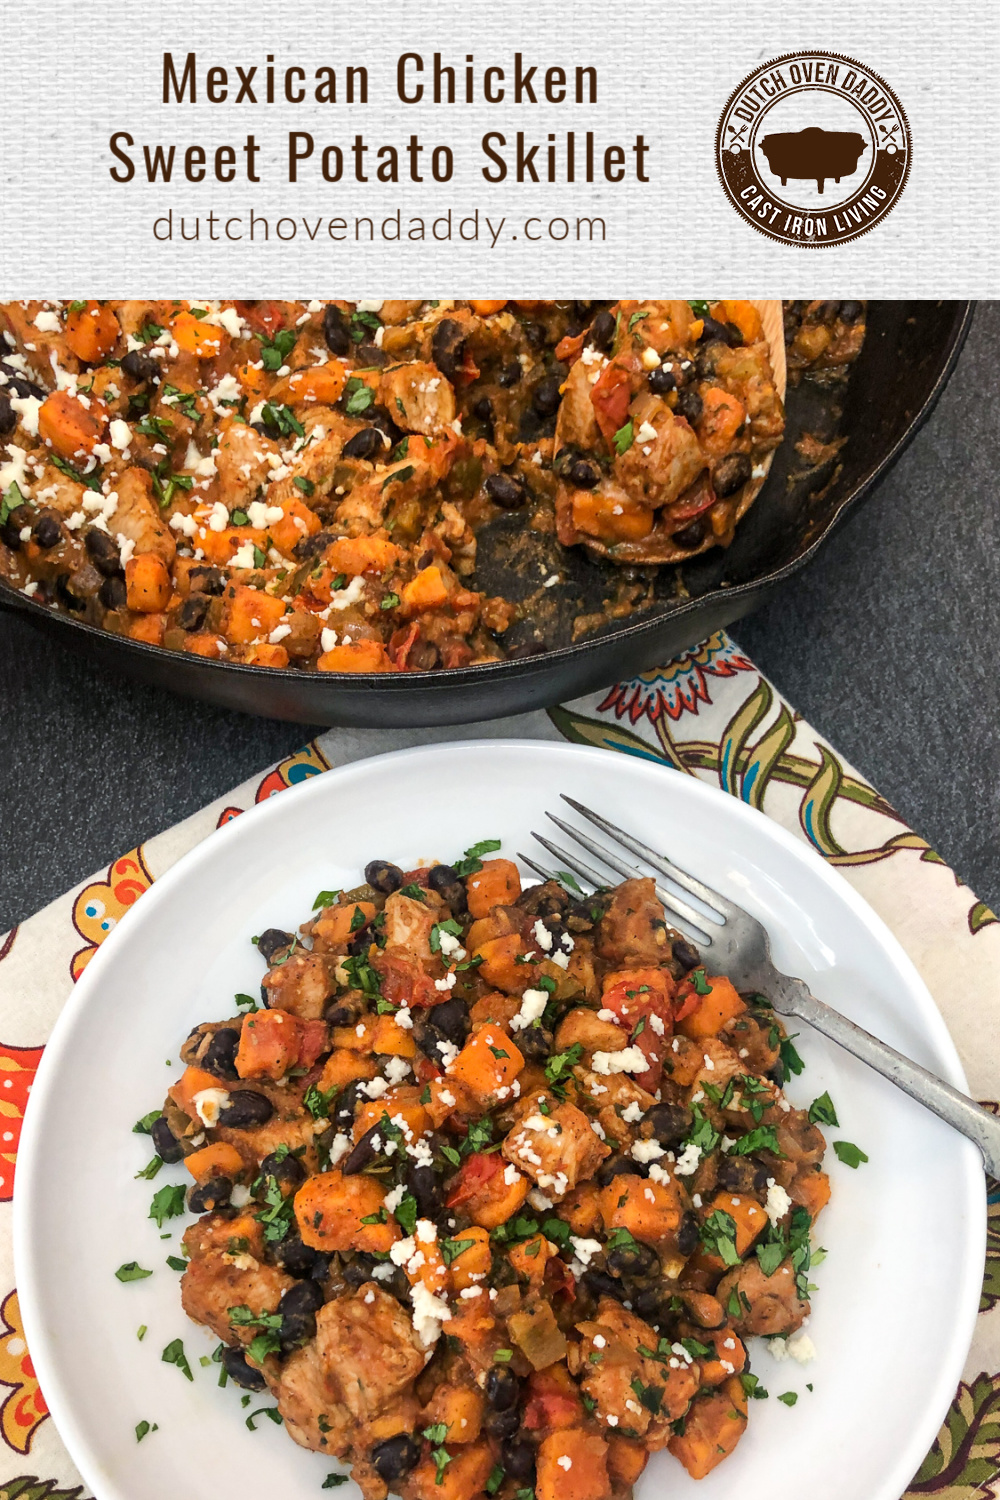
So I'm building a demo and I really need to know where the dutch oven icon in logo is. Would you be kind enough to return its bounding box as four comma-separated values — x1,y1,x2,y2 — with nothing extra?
716,53,910,245
757,126,867,194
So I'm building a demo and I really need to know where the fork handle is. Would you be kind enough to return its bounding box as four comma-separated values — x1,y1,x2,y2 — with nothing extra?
775,976,1000,1178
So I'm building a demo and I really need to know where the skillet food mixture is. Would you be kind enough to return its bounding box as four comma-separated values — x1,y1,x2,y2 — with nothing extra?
139,845,830,1495
0,299,784,672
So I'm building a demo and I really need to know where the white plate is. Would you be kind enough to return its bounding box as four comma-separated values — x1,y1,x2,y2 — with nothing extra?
16,740,984,1500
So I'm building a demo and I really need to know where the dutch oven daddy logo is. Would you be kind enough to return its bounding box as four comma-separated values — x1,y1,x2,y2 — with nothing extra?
716,52,910,246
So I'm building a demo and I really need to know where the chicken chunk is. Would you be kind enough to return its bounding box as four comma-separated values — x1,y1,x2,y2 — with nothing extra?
714,1258,809,1337
382,890,443,958
274,1341,352,1454
613,400,706,510
379,361,456,435
503,1092,609,1197
112,465,177,567
214,421,280,509
596,879,669,965
316,1285,426,1422
576,1299,699,1439
181,1247,294,1345
262,951,337,1019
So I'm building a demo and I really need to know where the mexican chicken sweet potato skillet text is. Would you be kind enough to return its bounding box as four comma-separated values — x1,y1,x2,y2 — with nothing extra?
0,298,790,673
138,840,830,1497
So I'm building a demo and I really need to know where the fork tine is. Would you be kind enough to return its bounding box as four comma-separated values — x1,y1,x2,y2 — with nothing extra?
530,833,607,890
543,814,715,944
559,795,736,920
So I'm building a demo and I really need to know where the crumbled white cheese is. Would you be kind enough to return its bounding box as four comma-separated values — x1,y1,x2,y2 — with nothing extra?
196,1087,232,1127
510,988,549,1032
434,972,457,991
764,1179,792,1226
384,1056,412,1086
673,1143,702,1176
229,541,257,569
207,500,229,532
569,1237,602,1269
10,395,41,436
268,622,292,644
437,928,464,958
621,1101,644,1123
329,574,366,610
786,1332,816,1363
556,1457,573,1472
33,309,61,333
631,1138,666,1163
641,346,662,369
410,1281,451,1347
636,420,658,444
592,1047,648,1075
247,500,284,529
531,919,553,952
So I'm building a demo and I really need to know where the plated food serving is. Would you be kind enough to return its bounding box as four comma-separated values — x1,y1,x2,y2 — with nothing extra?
151,849,828,1497
15,742,984,1500
0,298,786,673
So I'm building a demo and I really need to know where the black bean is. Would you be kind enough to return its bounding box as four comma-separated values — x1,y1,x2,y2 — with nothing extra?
150,1114,185,1164
32,513,61,549
324,304,351,356
713,452,752,498
83,528,121,576
407,1162,443,1220
325,994,364,1027
568,457,600,489
497,360,522,388
672,939,700,972
716,1155,769,1198
221,1345,267,1391
725,322,745,347
0,393,14,437
201,1027,240,1080
176,594,209,632
369,405,403,446
676,1211,700,1257
581,1268,627,1302
523,322,547,349
365,859,404,895
695,342,727,380
632,1285,668,1322
840,301,864,324
341,1124,381,1176
219,1090,274,1129
427,862,468,913
428,997,470,1047
517,1025,553,1062
671,517,709,550
99,575,127,611
332,1080,365,1132
431,318,466,379
293,530,334,562
485,473,527,510
596,1153,647,1188
507,640,547,660
260,1149,307,1191
607,1240,658,1278
342,1253,378,1288
485,1365,520,1411
189,565,225,595
278,1278,325,1348
55,574,87,612
0,503,31,549
647,365,677,396
121,349,159,383
699,316,739,347
532,375,562,417
676,389,703,424
590,309,617,351
257,928,294,964
472,395,493,421
0,362,44,401
372,1434,420,1484
188,1176,232,1214
273,1230,320,1278
500,1437,537,1483
813,300,841,324
486,1407,521,1440
641,1103,692,1148
343,426,387,461
355,341,389,369
766,1061,785,1090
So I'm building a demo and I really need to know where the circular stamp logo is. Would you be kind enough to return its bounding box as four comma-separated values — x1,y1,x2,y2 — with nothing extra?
716,52,910,246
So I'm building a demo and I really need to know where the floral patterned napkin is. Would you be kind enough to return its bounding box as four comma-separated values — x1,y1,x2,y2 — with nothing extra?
0,630,997,1500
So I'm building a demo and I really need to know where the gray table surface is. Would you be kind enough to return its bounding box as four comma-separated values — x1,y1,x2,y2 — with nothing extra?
2,305,998,934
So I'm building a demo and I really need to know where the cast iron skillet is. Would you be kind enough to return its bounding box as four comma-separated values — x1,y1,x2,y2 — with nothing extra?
0,301,973,727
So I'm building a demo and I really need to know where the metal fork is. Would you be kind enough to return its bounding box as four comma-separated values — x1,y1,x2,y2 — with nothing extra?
519,795,1000,1178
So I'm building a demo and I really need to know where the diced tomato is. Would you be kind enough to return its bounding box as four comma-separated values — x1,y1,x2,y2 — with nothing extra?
544,1255,576,1299
523,1376,583,1431
668,473,717,523
601,967,675,1029
389,622,421,669
298,1019,330,1070
415,1056,443,1084
235,300,289,337
374,952,439,1009
554,330,587,365
632,1023,664,1094
445,1151,502,1209
590,359,634,441
673,978,701,1023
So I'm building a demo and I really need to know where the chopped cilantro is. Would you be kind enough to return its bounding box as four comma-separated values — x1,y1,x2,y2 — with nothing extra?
453,839,502,878
135,1420,157,1442
312,889,341,910
259,328,297,372
116,1262,153,1283
613,420,634,456
344,377,376,415
778,1390,798,1406
162,1338,193,1381
699,1209,740,1266
149,1184,186,1229
833,1140,868,1168
135,1155,163,1180
780,1036,805,1076
246,1406,283,1430
133,1110,160,1135
294,475,315,496
808,1091,839,1127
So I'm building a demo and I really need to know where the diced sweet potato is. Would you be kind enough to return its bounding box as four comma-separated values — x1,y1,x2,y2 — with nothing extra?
474,932,537,993
317,1048,378,1091
294,1169,398,1254
465,859,522,919
509,1234,554,1288
353,1086,430,1144
270,497,320,556
571,488,653,543
598,1172,683,1245
64,301,120,363
677,975,747,1039
423,1383,485,1444
38,390,108,458
171,310,226,358
324,533,401,577
469,300,507,315
244,643,290,668
235,1008,300,1081
410,1440,493,1500
401,564,452,612
317,640,395,673
714,300,763,344
668,1374,747,1480
169,1065,225,1121
127,613,166,646
446,1152,529,1230
698,386,747,458
605,1435,649,1489
196,524,268,566
789,1166,831,1220
313,900,377,947
707,1190,768,1256
270,361,347,406
447,1224,492,1292
372,1013,417,1058
536,1429,610,1500
224,584,287,644
125,554,172,613
184,1140,244,1183
448,1023,524,1102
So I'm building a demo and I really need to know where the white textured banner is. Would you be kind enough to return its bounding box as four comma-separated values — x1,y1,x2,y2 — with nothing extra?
1,0,995,293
